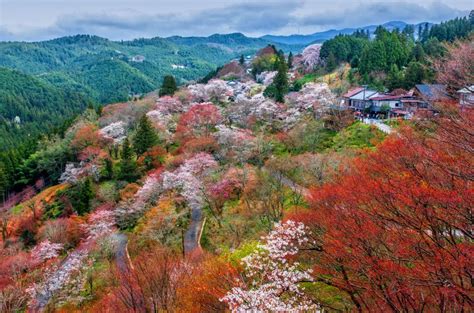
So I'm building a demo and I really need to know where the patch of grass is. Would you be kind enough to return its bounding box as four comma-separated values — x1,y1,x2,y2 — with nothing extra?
332,121,385,151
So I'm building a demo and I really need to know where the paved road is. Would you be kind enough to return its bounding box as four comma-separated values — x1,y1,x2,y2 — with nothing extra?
112,233,129,272
184,206,203,254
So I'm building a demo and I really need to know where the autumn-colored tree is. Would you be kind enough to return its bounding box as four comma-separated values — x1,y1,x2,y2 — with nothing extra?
182,136,219,154
289,104,473,311
71,123,101,151
176,256,239,312
434,39,474,96
111,248,185,312
137,146,166,171
175,103,222,142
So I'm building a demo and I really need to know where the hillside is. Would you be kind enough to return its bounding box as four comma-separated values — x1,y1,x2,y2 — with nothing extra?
0,34,303,105
0,68,89,150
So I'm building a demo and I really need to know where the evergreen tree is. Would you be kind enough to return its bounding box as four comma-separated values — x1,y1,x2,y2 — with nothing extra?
326,52,337,72
102,158,114,180
133,115,158,155
273,56,289,103
118,138,139,182
387,64,404,90
404,61,427,89
159,75,177,96
78,178,93,215
239,54,245,65
287,52,293,68
412,43,426,62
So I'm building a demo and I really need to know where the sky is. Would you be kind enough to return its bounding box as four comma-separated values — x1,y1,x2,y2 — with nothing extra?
0,0,471,41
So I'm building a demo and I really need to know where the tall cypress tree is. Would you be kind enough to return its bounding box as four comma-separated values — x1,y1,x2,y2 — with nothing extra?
159,75,177,96
133,115,158,155
287,52,293,68
273,56,289,103
239,54,245,65
118,138,139,182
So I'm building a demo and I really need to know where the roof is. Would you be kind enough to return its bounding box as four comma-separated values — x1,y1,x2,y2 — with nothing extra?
370,95,403,101
401,99,424,103
343,87,364,98
457,85,474,93
351,90,378,100
415,84,450,100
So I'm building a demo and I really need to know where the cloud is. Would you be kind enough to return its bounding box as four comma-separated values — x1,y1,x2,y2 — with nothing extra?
300,1,466,29
25,0,302,40
0,0,468,41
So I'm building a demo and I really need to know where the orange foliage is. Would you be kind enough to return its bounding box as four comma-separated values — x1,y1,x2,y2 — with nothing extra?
176,255,239,312
137,146,166,170
119,183,140,201
183,136,219,154
71,123,101,151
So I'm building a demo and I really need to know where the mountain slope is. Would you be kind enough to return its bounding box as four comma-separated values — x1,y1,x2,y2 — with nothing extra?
0,67,89,150
0,34,303,106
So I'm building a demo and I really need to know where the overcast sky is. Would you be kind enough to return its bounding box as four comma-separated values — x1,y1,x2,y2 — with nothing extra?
0,0,471,41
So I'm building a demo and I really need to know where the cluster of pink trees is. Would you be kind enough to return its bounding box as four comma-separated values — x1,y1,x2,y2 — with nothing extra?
162,153,218,210
214,125,256,163
31,240,64,263
188,79,234,103
302,44,322,72
221,220,317,312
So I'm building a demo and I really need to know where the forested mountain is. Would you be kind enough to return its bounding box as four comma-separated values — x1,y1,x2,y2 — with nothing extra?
0,68,89,149
0,33,302,105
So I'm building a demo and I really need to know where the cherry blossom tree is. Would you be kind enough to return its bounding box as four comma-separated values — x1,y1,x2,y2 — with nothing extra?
302,44,322,72
31,240,64,263
256,71,277,86
99,121,127,144
214,125,256,163
221,220,318,312
162,153,217,210
86,209,116,239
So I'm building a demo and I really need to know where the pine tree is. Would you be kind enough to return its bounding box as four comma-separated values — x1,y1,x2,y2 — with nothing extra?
133,115,158,155
239,54,245,65
78,178,93,215
273,56,289,103
412,43,425,62
326,52,337,72
287,52,293,68
118,138,139,182
159,75,177,96
102,158,114,179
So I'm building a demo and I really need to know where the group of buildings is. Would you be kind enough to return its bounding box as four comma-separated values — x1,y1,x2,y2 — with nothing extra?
342,84,473,119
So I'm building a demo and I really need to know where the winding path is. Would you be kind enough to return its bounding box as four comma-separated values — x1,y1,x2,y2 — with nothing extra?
184,207,204,255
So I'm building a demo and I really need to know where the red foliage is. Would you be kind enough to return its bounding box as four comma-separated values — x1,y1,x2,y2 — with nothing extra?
176,255,239,312
71,123,101,151
137,146,166,170
288,106,474,311
183,136,219,154
175,103,221,142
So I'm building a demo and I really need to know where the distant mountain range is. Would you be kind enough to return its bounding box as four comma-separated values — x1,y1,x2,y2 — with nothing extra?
261,21,432,45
